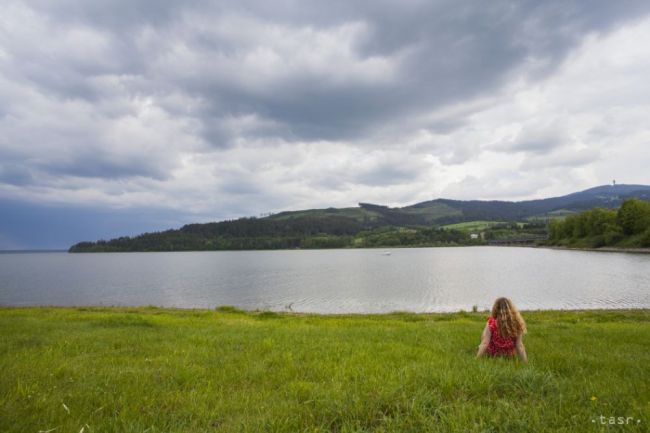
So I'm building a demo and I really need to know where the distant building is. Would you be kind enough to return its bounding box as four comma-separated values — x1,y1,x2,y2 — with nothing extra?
470,233,479,240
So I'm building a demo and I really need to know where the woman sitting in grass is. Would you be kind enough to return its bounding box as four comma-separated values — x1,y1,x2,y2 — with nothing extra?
477,297,528,363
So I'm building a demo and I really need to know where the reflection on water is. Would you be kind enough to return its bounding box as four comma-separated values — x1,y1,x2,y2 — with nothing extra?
0,247,648,313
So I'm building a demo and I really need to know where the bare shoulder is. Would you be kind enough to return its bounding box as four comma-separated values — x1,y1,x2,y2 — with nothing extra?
481,323,491,339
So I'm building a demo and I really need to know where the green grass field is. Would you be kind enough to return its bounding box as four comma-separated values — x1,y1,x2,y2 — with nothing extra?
1,307,648,432
441,221,505,232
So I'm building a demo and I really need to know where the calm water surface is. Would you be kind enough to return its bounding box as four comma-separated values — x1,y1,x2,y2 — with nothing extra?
0,247,648,313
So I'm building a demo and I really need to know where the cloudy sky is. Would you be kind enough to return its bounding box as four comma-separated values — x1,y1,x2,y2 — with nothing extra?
1,0,650,248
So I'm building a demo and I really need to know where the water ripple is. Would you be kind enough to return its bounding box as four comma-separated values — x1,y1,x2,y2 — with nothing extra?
0,248,649,312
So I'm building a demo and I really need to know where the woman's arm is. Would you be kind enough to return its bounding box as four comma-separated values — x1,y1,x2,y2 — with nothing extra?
476,324,491,358
515,334,528,363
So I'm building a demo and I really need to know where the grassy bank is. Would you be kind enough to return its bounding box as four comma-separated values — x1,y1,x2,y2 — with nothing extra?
1,307,648,432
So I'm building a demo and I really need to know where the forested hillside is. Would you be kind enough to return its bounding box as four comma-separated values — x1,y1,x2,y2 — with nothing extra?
69,184,650,252
546,198,650,248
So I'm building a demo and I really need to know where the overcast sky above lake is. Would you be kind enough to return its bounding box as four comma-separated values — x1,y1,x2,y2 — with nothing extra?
1,0,650,248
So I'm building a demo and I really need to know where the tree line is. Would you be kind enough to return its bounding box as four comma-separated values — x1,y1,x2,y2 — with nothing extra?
69,219,478,252
547,199,650,248
69,198,650,252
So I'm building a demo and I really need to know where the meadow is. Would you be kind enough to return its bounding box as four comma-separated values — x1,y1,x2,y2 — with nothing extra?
441,221,506,232
0,307,648,432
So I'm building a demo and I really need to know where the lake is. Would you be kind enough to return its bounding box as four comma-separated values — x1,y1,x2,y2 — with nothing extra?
0,247,648,313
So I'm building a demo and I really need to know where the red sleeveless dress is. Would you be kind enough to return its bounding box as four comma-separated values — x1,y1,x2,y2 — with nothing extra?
487,317,516,357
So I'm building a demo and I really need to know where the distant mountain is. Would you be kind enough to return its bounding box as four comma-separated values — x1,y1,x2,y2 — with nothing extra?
69,184,650,252
266,184,650,226
422,184,650,223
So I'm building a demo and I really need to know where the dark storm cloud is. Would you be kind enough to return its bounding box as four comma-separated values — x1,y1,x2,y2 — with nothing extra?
154,0,650,142
0,198,196,249
43,154,171,181
0,163,34,186
9,0,650,145
353,159,428,187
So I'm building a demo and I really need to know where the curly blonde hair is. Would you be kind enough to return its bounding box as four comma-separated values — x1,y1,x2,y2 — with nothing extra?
491,297,526,338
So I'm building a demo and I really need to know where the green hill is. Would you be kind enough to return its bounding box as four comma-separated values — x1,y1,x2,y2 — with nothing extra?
69,184,650,252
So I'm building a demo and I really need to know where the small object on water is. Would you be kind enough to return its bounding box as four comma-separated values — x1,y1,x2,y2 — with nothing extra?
382,251,391,256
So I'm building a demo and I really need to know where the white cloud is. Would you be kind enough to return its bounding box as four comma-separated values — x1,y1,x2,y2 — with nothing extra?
431,16,650,199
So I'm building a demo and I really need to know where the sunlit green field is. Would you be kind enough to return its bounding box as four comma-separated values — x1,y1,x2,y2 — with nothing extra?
1,307,648,432
441,221,506,232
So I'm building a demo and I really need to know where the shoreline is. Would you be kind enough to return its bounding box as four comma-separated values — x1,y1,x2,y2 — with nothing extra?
55,243,650,254
1,305,648,316
531,244,650,254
